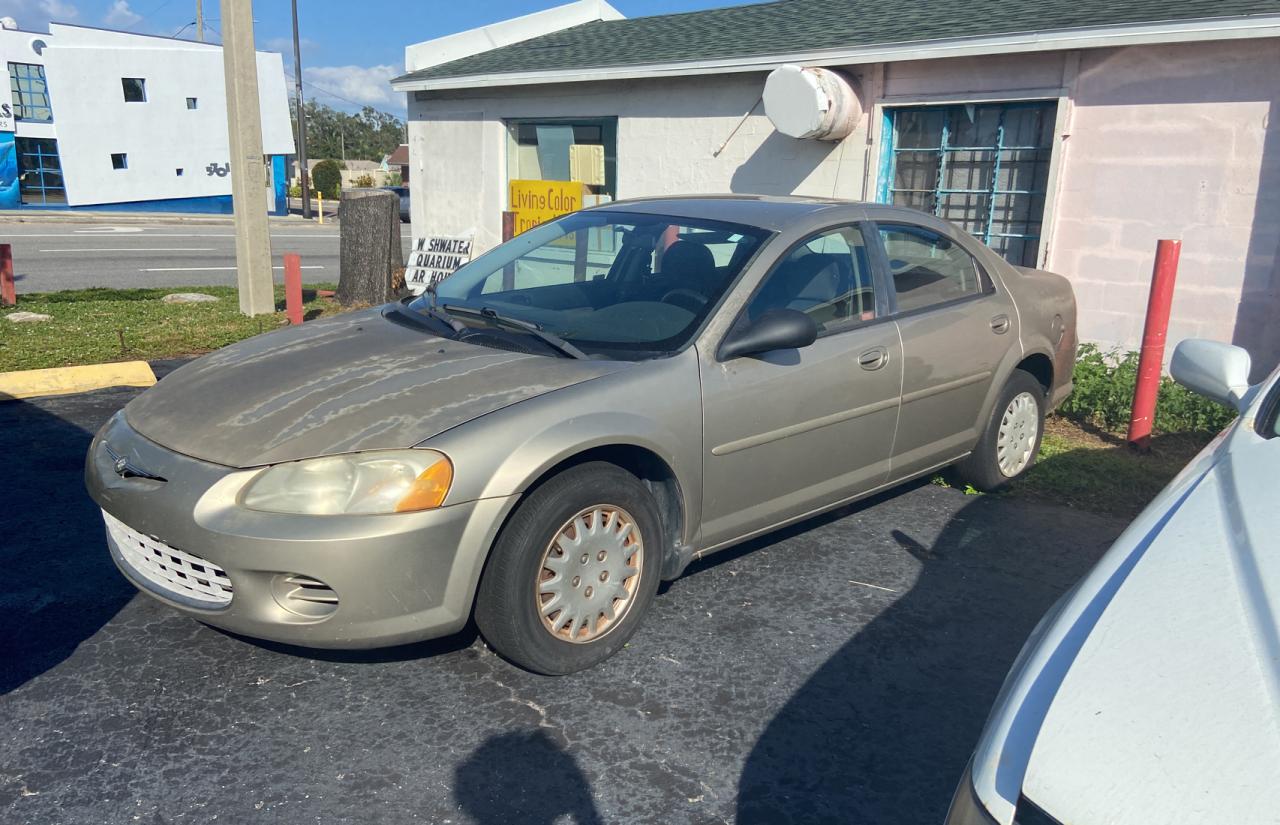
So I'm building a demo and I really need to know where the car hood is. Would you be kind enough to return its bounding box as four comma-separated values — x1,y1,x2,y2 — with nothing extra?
1020,439,1280,823
125,307,628,468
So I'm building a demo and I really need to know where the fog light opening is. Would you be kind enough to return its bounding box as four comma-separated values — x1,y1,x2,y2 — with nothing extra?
271,573,339,619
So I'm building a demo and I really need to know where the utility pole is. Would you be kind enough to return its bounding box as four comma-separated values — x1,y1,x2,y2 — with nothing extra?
195,0,204,41
291,0,311,219
220,0,274,316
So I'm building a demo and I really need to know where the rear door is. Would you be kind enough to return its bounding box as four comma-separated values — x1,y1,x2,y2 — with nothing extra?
873,221,1018,480
699,223,902,549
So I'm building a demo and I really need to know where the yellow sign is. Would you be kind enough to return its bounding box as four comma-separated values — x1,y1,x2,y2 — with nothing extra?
509,179,584,235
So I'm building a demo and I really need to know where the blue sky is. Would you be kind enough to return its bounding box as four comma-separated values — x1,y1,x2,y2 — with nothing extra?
0,0,758,115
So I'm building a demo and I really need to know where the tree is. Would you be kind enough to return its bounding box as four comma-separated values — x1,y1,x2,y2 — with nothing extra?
291,99,404,163
312,159,342,199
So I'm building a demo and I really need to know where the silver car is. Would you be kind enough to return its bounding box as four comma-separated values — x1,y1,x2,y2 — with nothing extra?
86,197,1076,674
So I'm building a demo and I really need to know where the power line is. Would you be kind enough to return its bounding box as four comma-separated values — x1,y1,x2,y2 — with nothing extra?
128,0,178,32
284,71,404,122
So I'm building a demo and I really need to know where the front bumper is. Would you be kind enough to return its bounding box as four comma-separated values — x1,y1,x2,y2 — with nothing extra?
945,761,999,825
86,412,516,648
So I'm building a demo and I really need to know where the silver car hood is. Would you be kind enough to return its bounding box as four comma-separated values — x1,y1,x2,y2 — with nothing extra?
1020,436,1280,823
125,307,628,468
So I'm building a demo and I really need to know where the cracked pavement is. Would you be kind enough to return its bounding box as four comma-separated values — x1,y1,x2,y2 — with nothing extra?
0,385,1124,824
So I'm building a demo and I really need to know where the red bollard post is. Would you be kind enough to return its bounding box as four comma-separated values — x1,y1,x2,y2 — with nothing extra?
284,252,304,326
1127,239,1182,451
1,244,15,307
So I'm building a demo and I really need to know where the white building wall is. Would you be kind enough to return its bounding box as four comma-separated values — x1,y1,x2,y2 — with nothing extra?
409,73,869,250
2,24,293,207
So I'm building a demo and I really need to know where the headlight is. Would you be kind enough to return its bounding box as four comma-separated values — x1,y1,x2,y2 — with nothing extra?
240,450,453,515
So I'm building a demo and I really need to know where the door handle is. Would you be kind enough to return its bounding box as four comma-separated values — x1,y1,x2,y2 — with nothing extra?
990,314,1011,334
858,347,889,371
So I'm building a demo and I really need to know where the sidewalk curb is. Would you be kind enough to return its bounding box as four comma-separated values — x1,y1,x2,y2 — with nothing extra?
0,361,157,400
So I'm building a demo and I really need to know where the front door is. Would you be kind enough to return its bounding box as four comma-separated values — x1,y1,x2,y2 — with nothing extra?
699,224,902,550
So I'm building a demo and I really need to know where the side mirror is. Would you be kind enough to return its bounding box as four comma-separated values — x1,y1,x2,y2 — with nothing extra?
719,309,818,360
1170,339,1253,411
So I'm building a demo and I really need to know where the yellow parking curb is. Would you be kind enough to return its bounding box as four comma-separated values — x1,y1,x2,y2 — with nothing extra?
0,361,157,400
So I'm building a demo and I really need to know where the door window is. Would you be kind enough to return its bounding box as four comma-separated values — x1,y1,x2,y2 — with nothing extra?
745,225,877,335
878,224,988,313
16,137,65,205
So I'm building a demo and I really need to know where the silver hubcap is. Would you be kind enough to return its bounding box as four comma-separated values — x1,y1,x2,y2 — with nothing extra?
537,505,643,644
996,391,1040,477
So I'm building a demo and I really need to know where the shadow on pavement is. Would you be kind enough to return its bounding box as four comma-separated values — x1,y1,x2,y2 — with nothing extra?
733,487,1111,823
454,729,605,825
0,389,137,695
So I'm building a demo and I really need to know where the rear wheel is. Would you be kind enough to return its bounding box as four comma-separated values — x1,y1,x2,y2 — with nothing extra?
953,371,1045,491
475,462,662,674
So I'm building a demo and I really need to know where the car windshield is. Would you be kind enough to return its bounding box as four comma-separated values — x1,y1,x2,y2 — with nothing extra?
408,210,769,360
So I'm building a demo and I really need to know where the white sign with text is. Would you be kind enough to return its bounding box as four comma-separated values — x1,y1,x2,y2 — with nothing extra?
0,65,14,133
405,234,474,295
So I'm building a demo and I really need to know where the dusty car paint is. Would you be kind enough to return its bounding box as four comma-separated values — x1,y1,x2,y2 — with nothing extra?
126,308,629,467
87,196,1077,649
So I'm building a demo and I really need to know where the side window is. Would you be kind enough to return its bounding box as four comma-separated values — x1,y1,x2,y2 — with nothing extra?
745,225,878,334
879,224,988,313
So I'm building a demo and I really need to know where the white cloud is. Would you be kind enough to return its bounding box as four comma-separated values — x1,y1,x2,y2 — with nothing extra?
0,0,80,27
40,0,78,20
103,0,140,27
304,64,400,109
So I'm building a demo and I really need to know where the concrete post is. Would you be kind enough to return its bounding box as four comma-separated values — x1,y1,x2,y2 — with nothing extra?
220,0,275,317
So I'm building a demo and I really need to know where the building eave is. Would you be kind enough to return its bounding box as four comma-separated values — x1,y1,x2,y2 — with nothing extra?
391,13,1280,93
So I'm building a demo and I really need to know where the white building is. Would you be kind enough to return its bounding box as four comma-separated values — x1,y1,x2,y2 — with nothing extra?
0,21,294,213
394,0,1280,374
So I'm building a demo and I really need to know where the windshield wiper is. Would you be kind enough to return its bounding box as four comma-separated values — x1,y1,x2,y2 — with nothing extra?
441,304,588,360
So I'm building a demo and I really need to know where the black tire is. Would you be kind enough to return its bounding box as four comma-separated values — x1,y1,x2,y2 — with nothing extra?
474,462,663,675
952,370,1046,492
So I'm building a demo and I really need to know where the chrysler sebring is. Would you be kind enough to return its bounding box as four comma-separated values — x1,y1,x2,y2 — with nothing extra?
87,196,1076,674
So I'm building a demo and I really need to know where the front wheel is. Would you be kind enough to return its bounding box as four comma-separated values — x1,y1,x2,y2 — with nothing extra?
952,371,1046,491
474,462,662,675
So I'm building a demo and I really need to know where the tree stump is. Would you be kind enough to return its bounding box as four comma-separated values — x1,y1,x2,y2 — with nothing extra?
336,188,404,306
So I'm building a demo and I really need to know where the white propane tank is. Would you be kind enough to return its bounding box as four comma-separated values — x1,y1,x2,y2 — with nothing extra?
763,64,862,141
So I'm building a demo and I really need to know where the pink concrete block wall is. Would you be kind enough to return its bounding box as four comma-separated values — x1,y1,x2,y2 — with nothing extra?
1053,39,1280,375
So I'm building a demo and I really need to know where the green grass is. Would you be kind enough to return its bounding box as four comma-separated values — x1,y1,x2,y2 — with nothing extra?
938,416,1217,518
0,285,345,372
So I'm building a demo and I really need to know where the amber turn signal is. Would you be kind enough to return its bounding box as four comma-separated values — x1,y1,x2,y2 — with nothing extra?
394,457,453,512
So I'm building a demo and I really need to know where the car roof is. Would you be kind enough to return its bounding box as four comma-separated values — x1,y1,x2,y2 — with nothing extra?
588,195,863,231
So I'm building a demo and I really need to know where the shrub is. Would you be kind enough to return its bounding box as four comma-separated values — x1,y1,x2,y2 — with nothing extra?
1059,343,1236,434
354,173,375,188
287,184,302,198
311,160,342,199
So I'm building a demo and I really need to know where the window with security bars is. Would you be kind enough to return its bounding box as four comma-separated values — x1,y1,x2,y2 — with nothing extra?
7,62,52,123
880,101,1057,267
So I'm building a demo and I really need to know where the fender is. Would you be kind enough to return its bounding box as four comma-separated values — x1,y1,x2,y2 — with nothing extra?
419,348,705,559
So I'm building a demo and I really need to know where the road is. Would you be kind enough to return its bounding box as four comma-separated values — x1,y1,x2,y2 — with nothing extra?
0,219,412,292
0,380,1125,824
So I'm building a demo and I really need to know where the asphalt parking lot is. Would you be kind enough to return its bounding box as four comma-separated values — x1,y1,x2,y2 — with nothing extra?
0,383,1124,824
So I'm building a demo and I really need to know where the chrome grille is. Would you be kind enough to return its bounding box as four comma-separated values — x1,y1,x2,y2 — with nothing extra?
103,510,232,607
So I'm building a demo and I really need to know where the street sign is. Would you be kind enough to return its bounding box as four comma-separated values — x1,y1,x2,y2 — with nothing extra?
509,179,584,235
404,234,474,295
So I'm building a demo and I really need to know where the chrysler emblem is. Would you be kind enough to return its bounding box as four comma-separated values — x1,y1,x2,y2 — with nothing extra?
104,443,166,482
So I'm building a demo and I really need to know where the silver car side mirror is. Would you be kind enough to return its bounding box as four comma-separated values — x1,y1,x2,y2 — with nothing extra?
1170,339,1253,411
